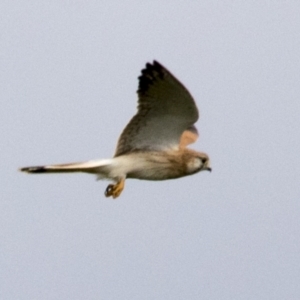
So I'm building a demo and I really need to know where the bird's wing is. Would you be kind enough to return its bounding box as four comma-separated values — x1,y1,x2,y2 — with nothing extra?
179,125,199,148
115,61,199,156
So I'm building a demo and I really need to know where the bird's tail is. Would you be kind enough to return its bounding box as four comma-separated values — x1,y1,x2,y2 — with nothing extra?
20,159,113,175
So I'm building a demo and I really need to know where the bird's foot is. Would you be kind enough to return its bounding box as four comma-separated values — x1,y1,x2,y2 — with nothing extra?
105,179,125,199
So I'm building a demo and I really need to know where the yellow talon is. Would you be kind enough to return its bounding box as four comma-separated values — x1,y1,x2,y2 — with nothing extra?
105,178,125,199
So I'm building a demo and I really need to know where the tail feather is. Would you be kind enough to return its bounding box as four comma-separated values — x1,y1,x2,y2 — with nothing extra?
20,159,113,174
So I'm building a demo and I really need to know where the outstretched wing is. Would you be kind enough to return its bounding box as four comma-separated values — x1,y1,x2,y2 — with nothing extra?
115,61,199,156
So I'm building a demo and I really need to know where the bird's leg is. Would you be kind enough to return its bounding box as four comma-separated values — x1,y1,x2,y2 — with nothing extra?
105,178,125,199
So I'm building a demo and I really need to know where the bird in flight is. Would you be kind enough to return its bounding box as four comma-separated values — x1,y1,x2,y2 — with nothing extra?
20,61,211,198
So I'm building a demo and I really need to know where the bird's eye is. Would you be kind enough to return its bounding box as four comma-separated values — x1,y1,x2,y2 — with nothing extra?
201,157,207,164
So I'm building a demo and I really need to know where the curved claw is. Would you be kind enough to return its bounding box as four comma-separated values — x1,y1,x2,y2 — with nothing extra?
105,184,114,197
105,179,125,199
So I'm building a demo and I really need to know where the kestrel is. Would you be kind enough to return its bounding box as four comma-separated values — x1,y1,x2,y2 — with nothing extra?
20,61,211,198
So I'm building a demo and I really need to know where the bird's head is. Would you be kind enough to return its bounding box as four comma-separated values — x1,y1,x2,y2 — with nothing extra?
186,153,211,174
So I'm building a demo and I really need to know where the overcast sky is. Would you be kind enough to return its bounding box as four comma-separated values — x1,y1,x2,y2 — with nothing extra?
2,1,300,299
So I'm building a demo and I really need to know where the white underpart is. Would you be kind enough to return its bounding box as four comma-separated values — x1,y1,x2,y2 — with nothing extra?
95,155,170,181
94,156,138,181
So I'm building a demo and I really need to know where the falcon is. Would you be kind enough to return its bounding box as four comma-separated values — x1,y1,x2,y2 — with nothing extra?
20,61,211,198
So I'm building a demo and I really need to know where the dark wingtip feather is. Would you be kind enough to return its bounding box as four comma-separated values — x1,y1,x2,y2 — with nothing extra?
137,60,166,96
19,166,47,173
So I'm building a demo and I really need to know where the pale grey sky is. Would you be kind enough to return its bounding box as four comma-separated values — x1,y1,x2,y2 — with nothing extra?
1,1,300,299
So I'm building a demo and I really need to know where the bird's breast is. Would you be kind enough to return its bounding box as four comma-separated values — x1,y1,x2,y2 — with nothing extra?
115,151,187,181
